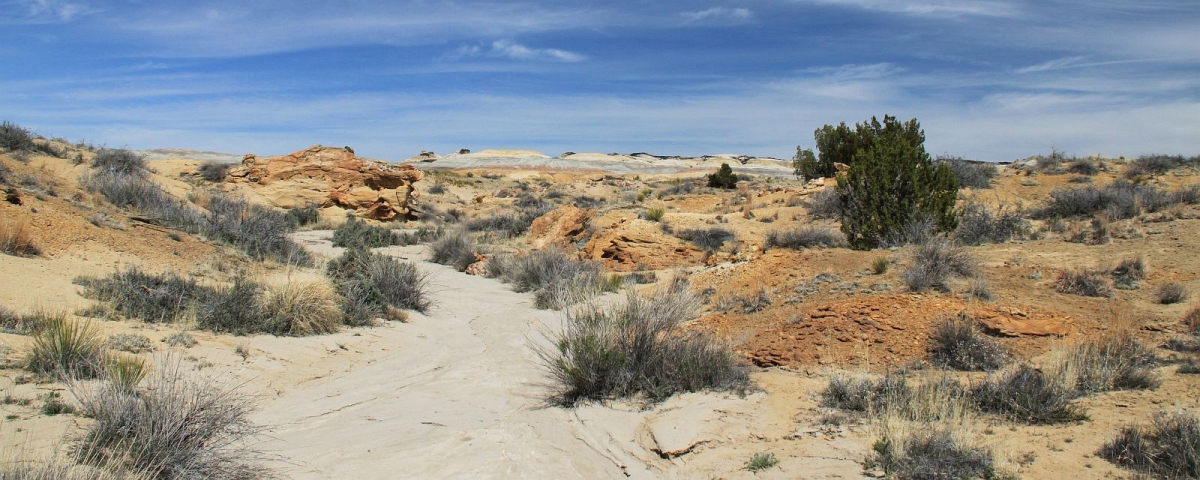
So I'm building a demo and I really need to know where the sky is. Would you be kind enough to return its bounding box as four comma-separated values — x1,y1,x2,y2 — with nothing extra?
1,0,1198,161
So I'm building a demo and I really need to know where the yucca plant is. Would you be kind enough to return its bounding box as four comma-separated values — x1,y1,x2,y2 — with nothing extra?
27,316,104,379
104,353,150,392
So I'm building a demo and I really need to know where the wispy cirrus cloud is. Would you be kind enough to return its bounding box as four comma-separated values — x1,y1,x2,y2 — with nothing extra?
454,40,585,62
681,7,754,25
4,0,98,24
791,0,1018,18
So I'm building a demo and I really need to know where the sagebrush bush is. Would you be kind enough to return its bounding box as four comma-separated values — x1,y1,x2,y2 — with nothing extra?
27,316,104,380
195,275,265,335
285,204,321,228
902,237,977,292
954,201,1030,246
202,192,311,265
764,226,847,250
820,373,905,413
1100,411,1200,479
105,333,154,354
541,283,749,404
0,121,35,152
84,169,203,232
428,228,479,271
971,364,1085,424
1055,269,1114,298
71,357,264,479
928,314,1007,371
197,161,232,182
675,227,735,252
866,426,998,480
332,217,402,249
488,248,604,310
938,156,997,189
1125,154,1185,178
327,247,431,322
1034,180,1193,220
1112,256,1146,289
463,204,551,238
1184,305,1200,334
0,305,48,335
75,267,211,323
1067,159,1101,175
1157,282,1189,305
0,216,39,257
426,183,446,195
805,188,842,219
91,149,146,177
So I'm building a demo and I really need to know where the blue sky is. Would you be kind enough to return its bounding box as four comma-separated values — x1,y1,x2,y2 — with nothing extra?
2,0,1197,161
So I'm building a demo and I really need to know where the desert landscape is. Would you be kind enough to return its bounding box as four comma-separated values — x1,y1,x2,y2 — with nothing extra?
1,118,1199,479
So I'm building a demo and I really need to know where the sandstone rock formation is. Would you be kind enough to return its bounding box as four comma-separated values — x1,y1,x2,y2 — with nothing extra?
527,206,591,249
581,219,705,271
226,146,422,221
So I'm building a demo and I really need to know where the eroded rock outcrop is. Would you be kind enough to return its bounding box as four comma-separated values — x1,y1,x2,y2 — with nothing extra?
581,219,704,271
527,206,592,249
227,146,422,221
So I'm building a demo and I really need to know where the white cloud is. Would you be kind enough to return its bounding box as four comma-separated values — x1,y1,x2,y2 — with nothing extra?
681,7,754,24
8,0,97,23
793,0,1018,18
454,40,585,62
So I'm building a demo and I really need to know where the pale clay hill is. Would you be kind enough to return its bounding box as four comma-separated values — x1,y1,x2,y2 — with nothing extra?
2,135,1199,479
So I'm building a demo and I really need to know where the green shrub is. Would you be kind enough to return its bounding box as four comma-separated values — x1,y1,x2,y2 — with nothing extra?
745,453,778,472
332,217,402,249
872,257,890,275
644,207,665,222
1100,411,1200,479
542,282,749,405
835,116,958,250
707,163,738,189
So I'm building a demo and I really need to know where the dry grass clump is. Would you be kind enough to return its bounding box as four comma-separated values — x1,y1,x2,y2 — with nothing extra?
259,279,342,336
1100,411,1200,479
1055,268,1114,298
541,282,749,405
1183,305,1200,334
26,316,104,380
0,217,39,257
71,357,264,479
1156,282,1189,305
1058,331,1160,394
902,237,977,292
928,314,1007,371
764,226,847,250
